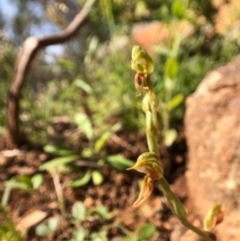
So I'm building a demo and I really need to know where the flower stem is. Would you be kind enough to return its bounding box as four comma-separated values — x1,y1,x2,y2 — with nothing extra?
145,111,159,157
159,178,212,241
181,219,213,241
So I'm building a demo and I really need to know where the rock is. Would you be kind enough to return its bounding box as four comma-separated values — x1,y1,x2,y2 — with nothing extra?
132,20,194,53
184,55,240,241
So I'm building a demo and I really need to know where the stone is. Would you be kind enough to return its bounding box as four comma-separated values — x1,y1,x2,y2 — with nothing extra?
132,20,194,53
184,55,240,241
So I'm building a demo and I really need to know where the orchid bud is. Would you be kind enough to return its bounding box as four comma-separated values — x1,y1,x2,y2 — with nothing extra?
131,45,154,74
204,204,224,232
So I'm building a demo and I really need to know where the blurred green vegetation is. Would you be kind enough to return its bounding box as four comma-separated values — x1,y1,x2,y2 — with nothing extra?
1,0,239,144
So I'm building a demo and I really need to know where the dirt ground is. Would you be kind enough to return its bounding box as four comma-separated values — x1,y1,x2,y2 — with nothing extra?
0,130,195,241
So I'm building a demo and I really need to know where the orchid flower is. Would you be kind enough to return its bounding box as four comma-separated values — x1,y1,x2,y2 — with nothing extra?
127,152,163,207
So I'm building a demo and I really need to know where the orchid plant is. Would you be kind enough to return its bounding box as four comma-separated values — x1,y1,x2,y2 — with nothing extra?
127,45,223,241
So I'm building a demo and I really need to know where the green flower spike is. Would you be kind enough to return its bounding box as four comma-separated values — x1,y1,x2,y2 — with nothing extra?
129,45,215,241
127,152,163,207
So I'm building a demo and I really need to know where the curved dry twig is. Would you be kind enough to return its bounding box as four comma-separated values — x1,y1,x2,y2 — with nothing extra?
6,0,96,148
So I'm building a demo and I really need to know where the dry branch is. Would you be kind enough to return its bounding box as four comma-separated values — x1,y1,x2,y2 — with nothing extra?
6,0,96,148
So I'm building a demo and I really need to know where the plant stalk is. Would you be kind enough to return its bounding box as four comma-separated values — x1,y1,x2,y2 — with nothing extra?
159,178,212,241
52,173,66,216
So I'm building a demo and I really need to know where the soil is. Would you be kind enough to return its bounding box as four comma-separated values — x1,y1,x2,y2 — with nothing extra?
0,130,192,241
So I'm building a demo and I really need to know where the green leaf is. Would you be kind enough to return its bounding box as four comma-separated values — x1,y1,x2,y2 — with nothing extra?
0,98,5,107
69,171,92,187
44,144,74,156
164,58,179,79
5,179,28,191
120,238,136,241
31,174,43,190
120,237,138,241
164,129,177,146
39,155,79,171
17,175,33,189
90,230,108,241
48,217,59,232
81,147,94,158
36,224,51,236
74,78,93,94
110,122,122,132
90,205,109,220
137,222,156,240
94,123,121,153
0,226,7,236
153,45,171,56
104,155,135,171
36,217,59,236
5,175,33,191
164,77,175,91
168,93,184,111
58,58,76,70
94,131,111,153
73,227,85,241
72,201,86,221
74,113,93,140
171,0,185,19
92,170,104,185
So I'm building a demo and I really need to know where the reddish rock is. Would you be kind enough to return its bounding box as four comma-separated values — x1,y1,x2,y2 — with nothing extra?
132,20,194,53
185,55,240,240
